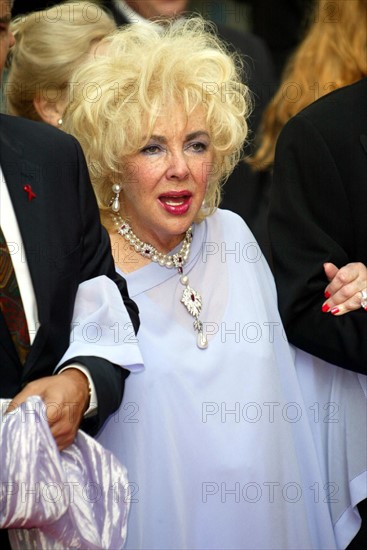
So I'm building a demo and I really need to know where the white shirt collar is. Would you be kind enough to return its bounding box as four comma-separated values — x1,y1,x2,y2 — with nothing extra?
111,0,185,28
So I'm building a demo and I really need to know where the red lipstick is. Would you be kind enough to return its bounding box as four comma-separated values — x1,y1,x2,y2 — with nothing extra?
158,191,192,215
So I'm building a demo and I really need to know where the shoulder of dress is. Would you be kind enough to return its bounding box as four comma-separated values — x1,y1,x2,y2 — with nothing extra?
210,208,252,237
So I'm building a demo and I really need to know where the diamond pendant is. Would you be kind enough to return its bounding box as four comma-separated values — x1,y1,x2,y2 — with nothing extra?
181,285,202,317
180,276,208,349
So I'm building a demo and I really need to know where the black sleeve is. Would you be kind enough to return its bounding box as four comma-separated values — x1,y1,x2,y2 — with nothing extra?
269,114,367,374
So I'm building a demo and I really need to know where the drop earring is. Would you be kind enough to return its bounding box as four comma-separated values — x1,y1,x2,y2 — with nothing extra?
57,118,63,126
110,184,122,212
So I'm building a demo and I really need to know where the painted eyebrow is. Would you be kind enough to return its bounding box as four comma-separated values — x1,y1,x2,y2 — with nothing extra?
146,131,210,144
186,131,210,141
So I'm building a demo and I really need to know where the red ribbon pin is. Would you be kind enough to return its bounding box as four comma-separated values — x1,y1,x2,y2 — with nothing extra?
23,184,36,201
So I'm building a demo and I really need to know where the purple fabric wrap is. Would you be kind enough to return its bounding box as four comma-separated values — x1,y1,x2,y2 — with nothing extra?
0,396,130,549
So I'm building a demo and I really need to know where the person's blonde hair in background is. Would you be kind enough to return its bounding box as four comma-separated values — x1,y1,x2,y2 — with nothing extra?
249,0,367,171
5,0,116,126
64,17,250,224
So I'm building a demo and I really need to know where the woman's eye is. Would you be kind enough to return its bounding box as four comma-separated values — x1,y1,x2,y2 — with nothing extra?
141,145,161,155
188,142,207,153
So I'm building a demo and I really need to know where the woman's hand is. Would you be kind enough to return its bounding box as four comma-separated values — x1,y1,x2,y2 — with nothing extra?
322,262,367,315
6,369,90,451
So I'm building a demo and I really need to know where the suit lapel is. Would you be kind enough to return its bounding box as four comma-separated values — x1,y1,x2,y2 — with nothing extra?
0,129,51,371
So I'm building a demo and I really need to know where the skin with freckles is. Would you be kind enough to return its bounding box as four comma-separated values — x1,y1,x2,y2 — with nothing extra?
110,105,214,272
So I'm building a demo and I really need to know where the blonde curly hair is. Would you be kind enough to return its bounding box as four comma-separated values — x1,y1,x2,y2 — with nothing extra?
63,17,251,224
6,1,116,121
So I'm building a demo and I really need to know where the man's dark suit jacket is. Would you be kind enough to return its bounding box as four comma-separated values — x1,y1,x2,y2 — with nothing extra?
0,114,140,433
269,78,367,375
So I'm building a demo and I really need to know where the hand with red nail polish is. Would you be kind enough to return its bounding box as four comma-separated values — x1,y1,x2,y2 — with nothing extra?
323,262,367,315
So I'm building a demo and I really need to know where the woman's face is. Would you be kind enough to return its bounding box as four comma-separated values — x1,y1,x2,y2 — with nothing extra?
119,105,214,252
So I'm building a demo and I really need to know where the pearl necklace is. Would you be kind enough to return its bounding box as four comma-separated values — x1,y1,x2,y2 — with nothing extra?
112,214,208,349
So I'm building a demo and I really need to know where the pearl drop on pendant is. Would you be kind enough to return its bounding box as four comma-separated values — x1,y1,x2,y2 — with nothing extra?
180,275,189,286
197,331,208,349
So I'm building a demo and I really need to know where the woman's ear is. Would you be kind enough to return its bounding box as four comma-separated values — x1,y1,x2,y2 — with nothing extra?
33,95,63,127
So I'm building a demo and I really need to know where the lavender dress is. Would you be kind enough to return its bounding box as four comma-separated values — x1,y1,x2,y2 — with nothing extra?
97,209,367,549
